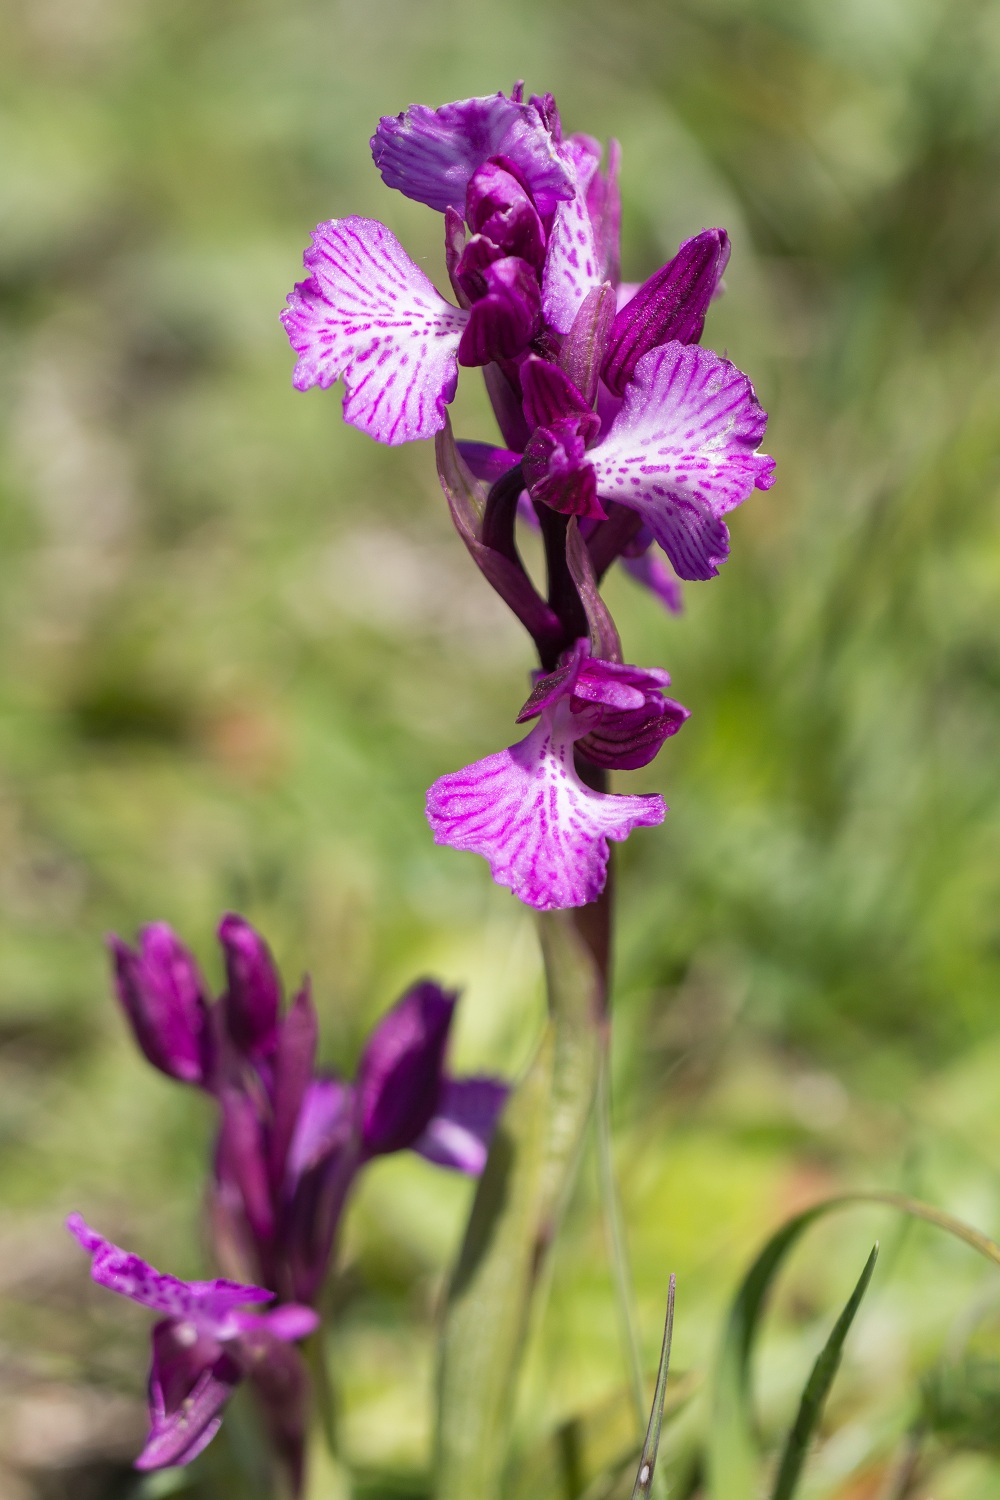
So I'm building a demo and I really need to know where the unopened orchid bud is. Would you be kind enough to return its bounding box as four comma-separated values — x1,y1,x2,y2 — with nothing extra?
109,923,211,1086
218,913,282,1061
355,980,457,1157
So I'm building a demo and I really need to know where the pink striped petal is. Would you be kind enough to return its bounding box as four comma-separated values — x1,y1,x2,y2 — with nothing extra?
589,342,775,580
541,140,605,335
426,705,664,911
281,217,469,445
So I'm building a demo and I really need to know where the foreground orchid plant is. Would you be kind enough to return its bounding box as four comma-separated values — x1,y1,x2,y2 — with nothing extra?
286,79,774,1500
284,83,774,913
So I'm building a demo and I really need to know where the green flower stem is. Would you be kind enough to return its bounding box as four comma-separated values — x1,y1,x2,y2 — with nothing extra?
434,883,609,1500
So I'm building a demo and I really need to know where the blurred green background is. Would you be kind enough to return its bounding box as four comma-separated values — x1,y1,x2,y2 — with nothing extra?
3,0,1000,1495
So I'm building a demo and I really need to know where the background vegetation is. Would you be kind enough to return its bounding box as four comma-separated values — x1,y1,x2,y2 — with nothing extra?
3,0,1000,1495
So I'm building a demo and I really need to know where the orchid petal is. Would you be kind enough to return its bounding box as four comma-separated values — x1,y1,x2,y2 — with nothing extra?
217,1089,275,1250
218,913,282,1062
109,924,210,1087
67,1214,272,1333
523,419,605,521
457,255,540,366
603,229,730,396
356,981,456,1157
371,93,573,215
281,217,468,445
139,1327,238,1471
586,137,621,285
269,984,319,1190
234,1304,319,1342
414,1076,509,1174
541,142,604,335
520,355,594,433
589,342,775,580
426,705,665,911
286,1076,352,1182
455,441,521,486
466,162,546,266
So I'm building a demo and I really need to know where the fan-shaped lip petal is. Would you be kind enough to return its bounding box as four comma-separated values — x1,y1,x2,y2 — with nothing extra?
67,1215,272,1336
588,341,775,579
371,92,574,216
425,705,665,911
281,217,469,445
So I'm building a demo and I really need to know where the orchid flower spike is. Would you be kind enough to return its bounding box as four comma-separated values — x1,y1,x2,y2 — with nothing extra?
426,641,688,910
109,918,508,1306
67,1214,317,1475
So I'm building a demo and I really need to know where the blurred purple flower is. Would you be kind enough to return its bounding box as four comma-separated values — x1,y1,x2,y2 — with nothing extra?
67,1214,316,1476
110,918,508,1306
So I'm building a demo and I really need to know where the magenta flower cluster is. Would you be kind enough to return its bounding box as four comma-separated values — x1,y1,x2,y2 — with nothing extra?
69,915,505,1479
282,84,774,911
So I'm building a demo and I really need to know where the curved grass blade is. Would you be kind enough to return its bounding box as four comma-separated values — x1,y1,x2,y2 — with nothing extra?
708,1191,1000,1500
770,1243,878,1500
631,1275,676,1500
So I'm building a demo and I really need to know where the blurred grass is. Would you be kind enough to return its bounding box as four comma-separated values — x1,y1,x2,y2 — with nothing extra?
3,0,1000,1495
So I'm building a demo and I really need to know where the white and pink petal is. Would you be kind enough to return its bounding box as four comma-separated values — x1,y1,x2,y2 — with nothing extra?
541,140,605,335
425,708,664,911
281,216,468,445
589,341,775,580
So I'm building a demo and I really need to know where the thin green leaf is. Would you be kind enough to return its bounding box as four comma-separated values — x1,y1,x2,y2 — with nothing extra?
506,1373,698,1500
770,1243,879,1500
707,1191,1000,1500
631,1275,676,1500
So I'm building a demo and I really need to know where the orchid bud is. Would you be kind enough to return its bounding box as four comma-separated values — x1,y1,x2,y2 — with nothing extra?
109,923,211,1086
355,981,456,1157
218,913,281,1061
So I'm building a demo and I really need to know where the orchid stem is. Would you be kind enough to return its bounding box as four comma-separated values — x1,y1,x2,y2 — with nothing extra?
596,1038,647,1440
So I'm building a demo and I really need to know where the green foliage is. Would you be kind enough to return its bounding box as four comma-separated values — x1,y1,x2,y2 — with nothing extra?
923,1357,1000,1457
769,1244,878,1500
